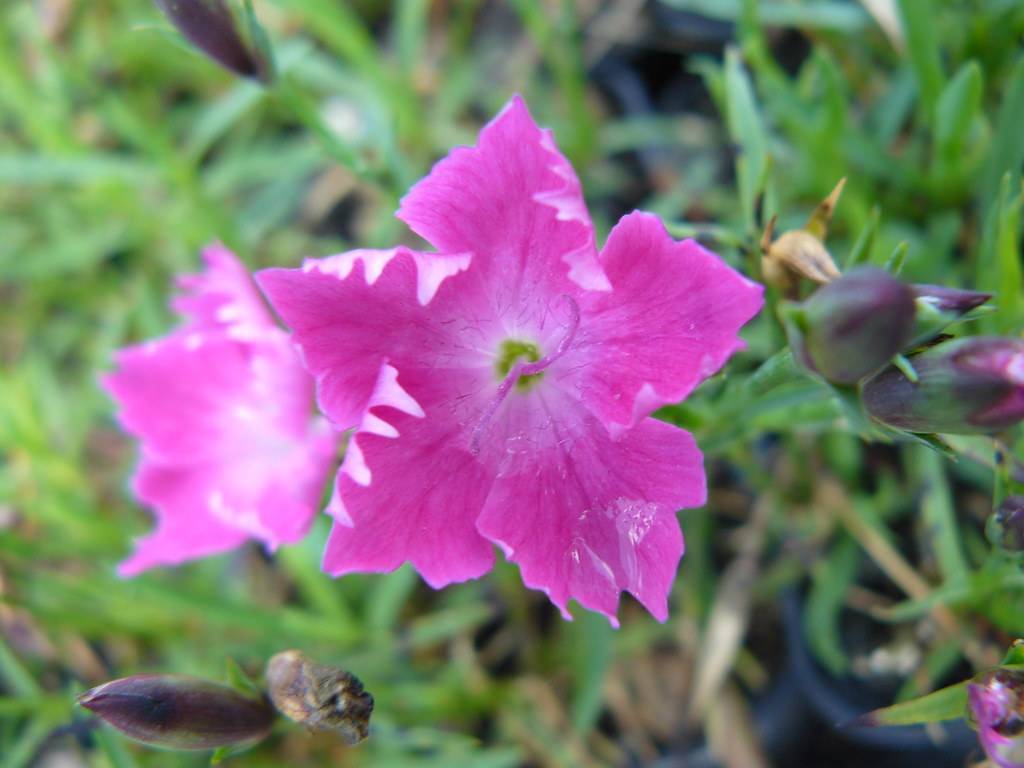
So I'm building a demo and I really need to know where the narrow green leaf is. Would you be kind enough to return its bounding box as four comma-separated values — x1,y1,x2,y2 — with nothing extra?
805,536,859,675
993,181,1023,331
896,0,946,118
982,54,1024,208
1001,641,1024,666
884,241,909,274
408,604,493,648
891,354,918,383
241,0,275,82
852,679,968,727
934,61,982,165
394,0,430,78
0,638,40,697
567,611,614,732
977,174,1024,332
367,565,418,632
914,447,969,583
845,206,880,268
0,154,153,185
870,69,916,146
210,742,254,765
723,46,768,234
225,658,263,699
94,725,140,768
659,0,870,31
2,717,50,768
743,348,804,396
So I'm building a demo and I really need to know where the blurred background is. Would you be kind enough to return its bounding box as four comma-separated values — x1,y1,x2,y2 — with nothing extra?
2,0,1023,766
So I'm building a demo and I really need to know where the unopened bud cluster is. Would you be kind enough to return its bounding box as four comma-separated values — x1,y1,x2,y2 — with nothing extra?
780,262,1023,436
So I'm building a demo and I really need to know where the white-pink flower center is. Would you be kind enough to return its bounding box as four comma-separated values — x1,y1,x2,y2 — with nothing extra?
470,295,580,454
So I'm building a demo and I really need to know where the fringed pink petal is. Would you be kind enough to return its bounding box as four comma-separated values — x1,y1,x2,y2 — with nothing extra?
568,211,764,435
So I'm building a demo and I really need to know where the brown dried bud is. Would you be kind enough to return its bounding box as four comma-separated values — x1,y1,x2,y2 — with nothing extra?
266,650,373,745
760,178,844,296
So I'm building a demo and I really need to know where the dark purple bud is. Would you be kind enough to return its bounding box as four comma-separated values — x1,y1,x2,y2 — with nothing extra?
988,496,1024,553
154,0,267,80
912,284,992,314
78,674,275,750
968,668,1024,767
862,336,1024,434
266,650,373,745
909,284,992,347
783,267,916,385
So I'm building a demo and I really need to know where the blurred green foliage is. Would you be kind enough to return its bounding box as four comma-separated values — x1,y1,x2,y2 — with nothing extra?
1,0,1023,766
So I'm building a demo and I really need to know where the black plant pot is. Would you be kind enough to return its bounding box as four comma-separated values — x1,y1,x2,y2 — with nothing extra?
781,590,980,768
646,590,980,768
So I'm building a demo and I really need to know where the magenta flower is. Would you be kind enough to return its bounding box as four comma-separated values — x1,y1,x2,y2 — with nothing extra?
104,246,337,576
258,98,763,623
968,669,1024,768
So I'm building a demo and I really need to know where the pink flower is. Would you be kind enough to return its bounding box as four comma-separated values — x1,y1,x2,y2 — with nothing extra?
258,97,763,624
968,669,1024,768
104,245,337,576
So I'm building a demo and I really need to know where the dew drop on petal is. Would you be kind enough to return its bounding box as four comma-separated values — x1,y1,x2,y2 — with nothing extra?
611,498,658,593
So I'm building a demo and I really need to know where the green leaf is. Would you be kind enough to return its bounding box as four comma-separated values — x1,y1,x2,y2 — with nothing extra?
567,611,614,732
852,679,968,727
225,658,264,699
891,354,918,383
241,0,275,82
898,431,957,459
934,60,982,166
982,54,1024,208
368,565,418,632
2,717,51,768
659,0,870,31
914,447,968,583
724,46,769,234
1000,640,1024,666
743,348,805,396
0,638,39,697
977,174,1024,332
94,725,140,768
845,206,880,268
805,536,859,675
210,742,255,765
883,241,909,275
394,0,430,77
896,0,946,119
993,181,1023,332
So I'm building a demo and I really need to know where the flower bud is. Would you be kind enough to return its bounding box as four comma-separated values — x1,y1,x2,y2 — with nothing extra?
783,267,916,385
988,496,1024,553
968,668,1024,768
78,674,275,750
909,284,992,347
862,336,1024,434
154,0,268,80
266,650,373,745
